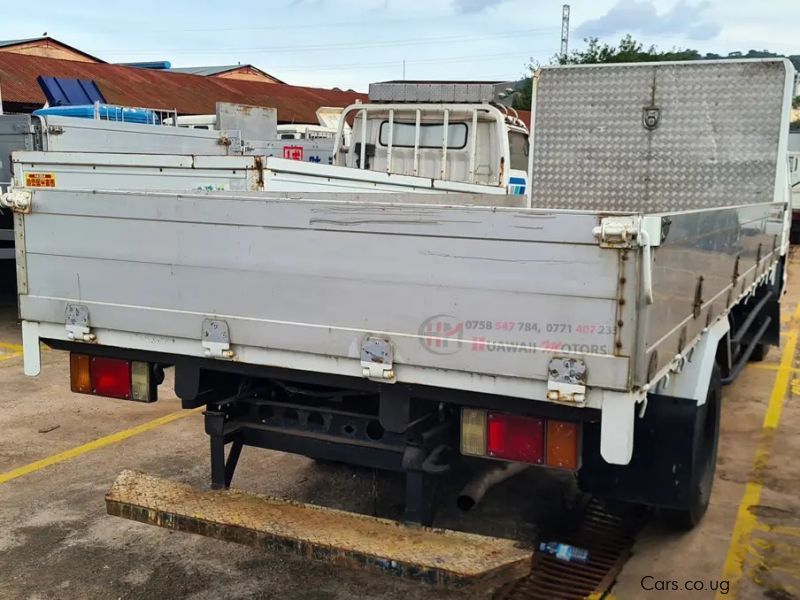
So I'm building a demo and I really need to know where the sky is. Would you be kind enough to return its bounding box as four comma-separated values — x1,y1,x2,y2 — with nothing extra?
3,0,798,91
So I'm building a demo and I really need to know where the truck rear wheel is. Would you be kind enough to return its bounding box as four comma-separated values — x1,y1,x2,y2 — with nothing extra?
748,342,768,362
660,365,721,530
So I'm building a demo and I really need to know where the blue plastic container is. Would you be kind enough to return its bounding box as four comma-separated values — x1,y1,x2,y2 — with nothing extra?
33,104,160,125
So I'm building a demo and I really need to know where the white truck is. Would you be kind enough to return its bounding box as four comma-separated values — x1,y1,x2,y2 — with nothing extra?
1,84,530,269
1,59,796,585
789,141,800,240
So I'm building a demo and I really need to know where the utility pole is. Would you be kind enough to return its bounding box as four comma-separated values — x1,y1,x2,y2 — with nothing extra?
560,4,570,61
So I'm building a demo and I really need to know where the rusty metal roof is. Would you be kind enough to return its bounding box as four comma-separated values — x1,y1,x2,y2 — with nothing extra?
0,53,364,123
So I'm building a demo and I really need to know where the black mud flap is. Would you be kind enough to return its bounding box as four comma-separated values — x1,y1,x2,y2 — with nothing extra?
577,393,699,510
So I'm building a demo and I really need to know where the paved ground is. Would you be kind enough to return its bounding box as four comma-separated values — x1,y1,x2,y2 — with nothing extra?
1,254,799,600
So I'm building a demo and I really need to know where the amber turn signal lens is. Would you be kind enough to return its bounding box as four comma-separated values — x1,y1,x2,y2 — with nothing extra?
69,353,92,394
545,420,580,470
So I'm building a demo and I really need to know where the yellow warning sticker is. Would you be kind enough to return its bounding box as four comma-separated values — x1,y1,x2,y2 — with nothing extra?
24,172,57,188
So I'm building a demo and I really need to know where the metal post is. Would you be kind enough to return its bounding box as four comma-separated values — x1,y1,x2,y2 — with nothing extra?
560,4,570,61
359,109,367,169
468,109,478,183
440,109,449,181
526,71,540,208
412,109,421,176
386,109,394,173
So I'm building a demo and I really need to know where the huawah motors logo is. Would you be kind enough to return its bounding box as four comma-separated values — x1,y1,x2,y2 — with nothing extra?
418,314,465,355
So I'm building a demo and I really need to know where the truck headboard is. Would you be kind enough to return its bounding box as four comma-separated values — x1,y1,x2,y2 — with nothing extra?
529,59,795,213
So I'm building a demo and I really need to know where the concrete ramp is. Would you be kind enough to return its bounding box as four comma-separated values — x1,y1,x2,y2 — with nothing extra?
106,470,532,590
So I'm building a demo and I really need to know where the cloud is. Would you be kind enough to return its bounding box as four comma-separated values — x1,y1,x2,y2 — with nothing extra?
575,0,721,42
451,0,505,14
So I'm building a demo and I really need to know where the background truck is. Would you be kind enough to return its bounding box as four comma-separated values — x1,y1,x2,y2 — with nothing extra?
790,142,800,241
163,82,530,195
2,60,795,559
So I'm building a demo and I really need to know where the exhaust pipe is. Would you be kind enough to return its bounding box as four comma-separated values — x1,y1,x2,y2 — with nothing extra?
457,462,529,511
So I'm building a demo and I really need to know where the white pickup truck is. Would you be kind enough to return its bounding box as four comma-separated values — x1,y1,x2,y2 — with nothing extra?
1,61,796,575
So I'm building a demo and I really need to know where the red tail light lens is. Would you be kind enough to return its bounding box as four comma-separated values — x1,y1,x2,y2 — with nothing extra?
90,357,131,399
486,412,545,464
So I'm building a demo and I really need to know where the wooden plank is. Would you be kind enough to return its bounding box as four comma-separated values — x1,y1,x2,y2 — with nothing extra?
106,470,532,590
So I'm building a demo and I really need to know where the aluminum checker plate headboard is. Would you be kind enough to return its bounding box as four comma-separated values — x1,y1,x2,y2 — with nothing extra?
529,60,792,213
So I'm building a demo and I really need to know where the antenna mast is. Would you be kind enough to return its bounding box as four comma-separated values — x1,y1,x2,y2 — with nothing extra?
560,4,570,61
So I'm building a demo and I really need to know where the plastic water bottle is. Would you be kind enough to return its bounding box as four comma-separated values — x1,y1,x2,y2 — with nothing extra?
538,541,590,564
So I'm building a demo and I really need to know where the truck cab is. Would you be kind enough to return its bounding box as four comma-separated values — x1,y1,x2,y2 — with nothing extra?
331,82,529,196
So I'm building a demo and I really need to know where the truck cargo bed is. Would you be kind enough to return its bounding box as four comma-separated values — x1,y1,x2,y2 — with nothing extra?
12,186,782,406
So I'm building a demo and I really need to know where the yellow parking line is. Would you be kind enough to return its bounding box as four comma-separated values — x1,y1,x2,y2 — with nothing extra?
748,363,800,375
717,304,800,598
0,341,23,351
0,406,204,485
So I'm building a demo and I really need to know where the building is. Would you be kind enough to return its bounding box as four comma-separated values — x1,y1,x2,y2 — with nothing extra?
120,62,285,84
0,37,102,63
0,45,363,123
168,64,284,84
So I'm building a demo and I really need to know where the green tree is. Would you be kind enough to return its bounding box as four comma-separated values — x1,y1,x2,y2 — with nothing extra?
557,35,701,64
512,35,700,109
512,38,800,111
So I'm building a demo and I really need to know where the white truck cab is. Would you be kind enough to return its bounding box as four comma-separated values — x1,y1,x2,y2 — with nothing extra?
331,82,529,196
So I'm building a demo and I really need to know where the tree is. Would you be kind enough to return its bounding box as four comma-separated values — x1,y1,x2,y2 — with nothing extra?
512,37,800,111
512,35,700,109
557,35,701,65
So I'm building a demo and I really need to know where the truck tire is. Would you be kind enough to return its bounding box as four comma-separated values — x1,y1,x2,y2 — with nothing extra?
748,342,768,362
660,365,721,530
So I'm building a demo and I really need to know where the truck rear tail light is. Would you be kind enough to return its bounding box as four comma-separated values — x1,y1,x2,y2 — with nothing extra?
70,353,92,393
130,361,153,401
545,420,580,470
460,409,581,470
91,357,131,399
69,353,155,402
460,408,487,456
487,412,544,464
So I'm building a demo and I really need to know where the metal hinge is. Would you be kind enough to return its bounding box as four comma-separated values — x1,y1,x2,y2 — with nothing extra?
65,303,96,342
594,215,663,305
47,125,64,135
592,215,666,249
361,337,395,382
546,357,587,405
217,131,242,154
592,216,639,248
202,319,234,359
0,189,32,214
